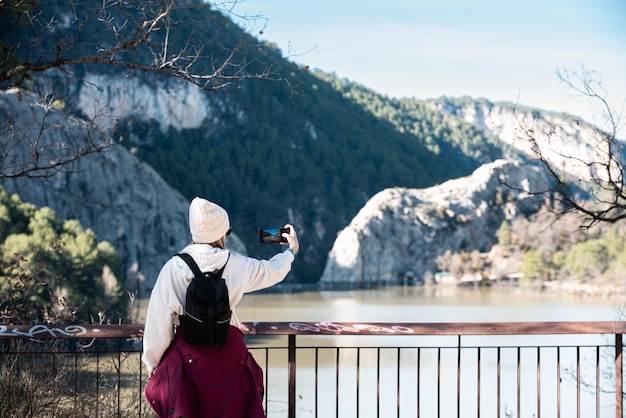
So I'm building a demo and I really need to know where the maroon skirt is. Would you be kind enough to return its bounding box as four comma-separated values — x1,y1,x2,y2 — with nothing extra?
145,326,265,418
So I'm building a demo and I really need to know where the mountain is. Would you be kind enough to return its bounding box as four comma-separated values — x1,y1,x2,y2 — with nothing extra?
318,76,609,185
425,96,608,183
0,89,246,295
313,74,519,166
320,159,548,284
317,93,618,285
0,0,607,291
78,66,494,284
1,0,498,284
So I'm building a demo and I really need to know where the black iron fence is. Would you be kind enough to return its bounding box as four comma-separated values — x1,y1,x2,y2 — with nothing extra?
0,321,624,417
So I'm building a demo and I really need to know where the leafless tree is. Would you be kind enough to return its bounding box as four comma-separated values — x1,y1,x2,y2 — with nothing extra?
503,65,625,227
0,0,288,179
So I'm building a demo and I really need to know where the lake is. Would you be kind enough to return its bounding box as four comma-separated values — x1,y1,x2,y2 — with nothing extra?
236,285,620,323
234,286,622,418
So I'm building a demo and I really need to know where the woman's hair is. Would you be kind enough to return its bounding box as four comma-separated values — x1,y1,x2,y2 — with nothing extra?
191,239,224,249
209,239,224,249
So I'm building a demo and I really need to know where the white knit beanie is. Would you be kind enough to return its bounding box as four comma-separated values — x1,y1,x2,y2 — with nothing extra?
189,197,230,244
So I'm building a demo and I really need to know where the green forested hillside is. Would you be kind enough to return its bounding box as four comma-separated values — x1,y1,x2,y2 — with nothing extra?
0,0,516,283
96,3,512,283
314,74,522,163
121,67,480,282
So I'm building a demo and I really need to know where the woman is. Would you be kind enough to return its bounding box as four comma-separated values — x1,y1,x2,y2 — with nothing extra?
142,197,298,418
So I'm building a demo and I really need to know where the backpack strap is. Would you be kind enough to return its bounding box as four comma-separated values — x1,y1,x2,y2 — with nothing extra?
175,252,230,277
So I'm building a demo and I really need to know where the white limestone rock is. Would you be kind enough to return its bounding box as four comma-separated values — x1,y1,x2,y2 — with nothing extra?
320,159,548,284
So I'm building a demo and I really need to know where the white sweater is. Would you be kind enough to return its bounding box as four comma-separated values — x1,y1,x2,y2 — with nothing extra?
141,244,294,373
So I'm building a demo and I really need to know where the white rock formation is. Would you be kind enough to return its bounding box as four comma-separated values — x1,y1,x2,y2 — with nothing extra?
77,74,223,133
320,159,548,284
428,99,615,184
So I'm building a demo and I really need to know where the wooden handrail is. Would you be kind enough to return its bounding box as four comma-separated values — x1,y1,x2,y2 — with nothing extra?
1,321,624,339
246,321,626,335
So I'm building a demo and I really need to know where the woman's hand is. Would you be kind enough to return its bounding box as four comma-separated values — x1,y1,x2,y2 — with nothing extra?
282,224,299,254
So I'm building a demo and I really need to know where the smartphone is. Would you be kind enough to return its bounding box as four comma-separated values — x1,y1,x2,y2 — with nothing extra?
259,227,289,244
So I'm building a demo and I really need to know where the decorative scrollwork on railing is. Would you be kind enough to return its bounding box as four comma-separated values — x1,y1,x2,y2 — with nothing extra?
289,321,414,335
350,323,414,334
0,324,96,338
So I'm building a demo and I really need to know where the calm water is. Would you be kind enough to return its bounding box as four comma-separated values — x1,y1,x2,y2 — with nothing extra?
234,286,622,418
236,285,620,323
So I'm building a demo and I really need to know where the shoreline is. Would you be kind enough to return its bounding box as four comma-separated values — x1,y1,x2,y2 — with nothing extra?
262,279,625,303
517,280,626,303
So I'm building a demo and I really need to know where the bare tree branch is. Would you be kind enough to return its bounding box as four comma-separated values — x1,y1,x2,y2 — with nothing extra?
1,0,286,90
501,65,626,227
0,89,120,179
0,0,292,178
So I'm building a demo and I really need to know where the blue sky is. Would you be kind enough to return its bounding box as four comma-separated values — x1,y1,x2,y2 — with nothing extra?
230,0,625,126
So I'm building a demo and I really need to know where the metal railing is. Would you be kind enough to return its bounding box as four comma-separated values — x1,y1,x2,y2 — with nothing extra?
0,321,624,417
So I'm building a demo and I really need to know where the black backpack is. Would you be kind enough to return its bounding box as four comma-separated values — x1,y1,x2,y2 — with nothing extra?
175,252,231,348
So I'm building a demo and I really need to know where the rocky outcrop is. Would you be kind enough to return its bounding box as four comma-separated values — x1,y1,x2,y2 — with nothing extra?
75,74,236,134
320,159,548,284
427,98,609,183
0,89,245,296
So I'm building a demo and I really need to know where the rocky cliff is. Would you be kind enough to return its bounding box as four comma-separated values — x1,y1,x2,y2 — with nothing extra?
75,73,235,135
427,98,608,183
320,159,548,284
0,89,245,296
